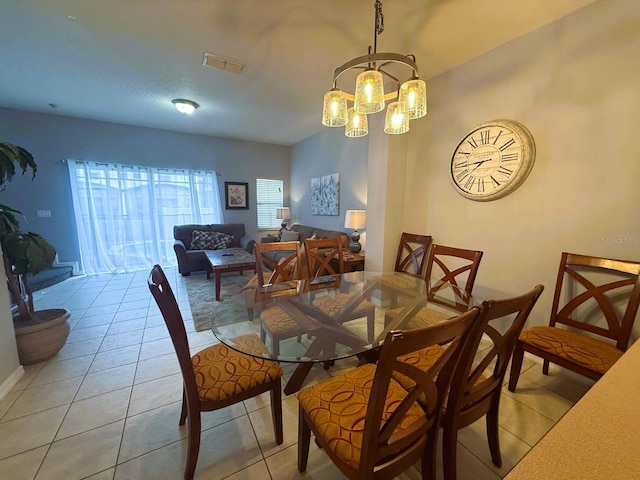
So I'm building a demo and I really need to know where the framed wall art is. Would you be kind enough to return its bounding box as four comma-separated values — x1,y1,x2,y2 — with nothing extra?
311,173,339,215
225,181,249,210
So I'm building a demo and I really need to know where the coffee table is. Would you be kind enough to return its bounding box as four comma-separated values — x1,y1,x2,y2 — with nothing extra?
204,248,256,300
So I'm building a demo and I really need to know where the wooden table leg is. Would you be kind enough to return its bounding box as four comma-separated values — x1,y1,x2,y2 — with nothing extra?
215,269,222,301
284,363,315,395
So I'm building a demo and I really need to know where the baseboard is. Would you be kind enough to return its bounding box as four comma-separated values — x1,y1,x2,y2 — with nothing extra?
0,366,25,401
53,257,81,276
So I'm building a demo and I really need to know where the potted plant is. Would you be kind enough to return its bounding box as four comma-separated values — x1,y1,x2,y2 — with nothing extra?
0,141,70,365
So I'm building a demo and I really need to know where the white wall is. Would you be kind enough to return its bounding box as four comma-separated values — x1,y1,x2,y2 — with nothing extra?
404,0,640,332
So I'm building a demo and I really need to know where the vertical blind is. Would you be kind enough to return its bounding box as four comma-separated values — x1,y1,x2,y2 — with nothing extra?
256,178,284,229
67,160,223,274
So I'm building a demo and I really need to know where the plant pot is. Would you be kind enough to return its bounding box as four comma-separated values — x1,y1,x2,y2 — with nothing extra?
13,309,71,365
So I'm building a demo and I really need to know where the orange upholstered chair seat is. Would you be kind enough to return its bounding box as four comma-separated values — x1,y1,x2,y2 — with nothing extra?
298,363,426,469
312,293,375,317
518,326,623,375
191,334,283,402
260,306,309,336
373,273,425,291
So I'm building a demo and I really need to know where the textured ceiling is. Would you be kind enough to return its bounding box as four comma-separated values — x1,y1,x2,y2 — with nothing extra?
0,0,597,146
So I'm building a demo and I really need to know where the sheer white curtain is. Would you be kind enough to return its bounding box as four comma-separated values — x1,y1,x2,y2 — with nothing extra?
67,160,223,274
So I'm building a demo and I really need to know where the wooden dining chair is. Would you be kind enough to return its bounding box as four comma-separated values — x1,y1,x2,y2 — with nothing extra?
297,306,482,480
252,241,309,357
385,244,484,329
440,284,544,479
509,252,640,391
148,265,283,480
305,237,376,342
375,233,433,308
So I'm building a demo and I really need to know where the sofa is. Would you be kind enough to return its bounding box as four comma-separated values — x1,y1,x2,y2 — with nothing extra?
260,223,350,264
173,223,256,276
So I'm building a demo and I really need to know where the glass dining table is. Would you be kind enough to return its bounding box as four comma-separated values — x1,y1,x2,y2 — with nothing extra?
210,271,477,394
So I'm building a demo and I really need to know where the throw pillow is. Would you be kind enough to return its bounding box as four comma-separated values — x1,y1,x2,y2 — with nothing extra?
212,231,234,249
280,230,300,242
190,230,217,250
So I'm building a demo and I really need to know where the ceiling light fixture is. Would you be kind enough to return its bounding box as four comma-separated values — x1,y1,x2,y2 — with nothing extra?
172,99,199,114
321,0,427,137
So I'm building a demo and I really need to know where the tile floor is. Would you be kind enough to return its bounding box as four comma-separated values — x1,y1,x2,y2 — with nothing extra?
0,268,595,480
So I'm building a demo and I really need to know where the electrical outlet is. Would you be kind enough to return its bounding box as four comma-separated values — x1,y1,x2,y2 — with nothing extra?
36,210,51,218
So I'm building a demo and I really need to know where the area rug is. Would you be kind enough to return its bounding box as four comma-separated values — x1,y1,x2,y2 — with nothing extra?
183,272,250,331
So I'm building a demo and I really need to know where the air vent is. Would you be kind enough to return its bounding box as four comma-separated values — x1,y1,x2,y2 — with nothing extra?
202,52,245,74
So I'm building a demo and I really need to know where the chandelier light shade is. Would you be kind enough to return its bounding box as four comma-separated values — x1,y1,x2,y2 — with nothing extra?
354,69,385,114
322,89,348,126
320,0,427,137
398,77,427,119
384,101,409,135
345,107,369,138
172,99,199,114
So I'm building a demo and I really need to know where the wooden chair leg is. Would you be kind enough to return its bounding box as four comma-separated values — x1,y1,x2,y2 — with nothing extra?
442,423,459,480
179,389,188,425
421,422,439,480
507,342,525,392
185,410,202,480
486,394,503,467
270,379,283,444
298,407,311,472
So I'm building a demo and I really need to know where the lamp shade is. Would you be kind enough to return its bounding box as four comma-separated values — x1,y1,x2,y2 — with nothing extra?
354,70,385,114
345,107,368,138
384,101,409,135
322,89,348,127
276,207,291,220
398,78,427,119
344,210,366,230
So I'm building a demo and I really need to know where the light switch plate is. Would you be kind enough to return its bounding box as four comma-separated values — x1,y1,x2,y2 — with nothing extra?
36,210,51,218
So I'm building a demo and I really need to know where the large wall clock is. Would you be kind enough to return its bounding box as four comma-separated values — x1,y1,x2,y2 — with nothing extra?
450,119,536,201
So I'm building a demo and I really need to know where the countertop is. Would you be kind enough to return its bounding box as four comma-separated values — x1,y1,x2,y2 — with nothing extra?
505,339,640,479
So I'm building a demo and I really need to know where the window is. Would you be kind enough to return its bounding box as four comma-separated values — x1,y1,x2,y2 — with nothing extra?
67,160,223,274
256,178,283,229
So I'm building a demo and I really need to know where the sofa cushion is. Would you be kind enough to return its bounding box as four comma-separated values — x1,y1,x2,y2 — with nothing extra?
174,224,246,250
280,230,300,242
190,230,234,250
190,230,217,250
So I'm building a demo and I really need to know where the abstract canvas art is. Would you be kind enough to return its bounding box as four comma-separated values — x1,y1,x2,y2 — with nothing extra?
311,173,339,215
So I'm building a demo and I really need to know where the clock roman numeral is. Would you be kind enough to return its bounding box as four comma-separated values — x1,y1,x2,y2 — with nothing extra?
467,137,478,149
498,166,513,177
502,153,519,162
492,130,503,145
464,175,476,190
477,178,485,192
480,130,490,145
499,139,516,151
490,175,501,188
456,150,471,157
456,170,470,182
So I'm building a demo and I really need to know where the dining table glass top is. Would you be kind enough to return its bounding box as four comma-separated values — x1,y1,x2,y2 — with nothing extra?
210,271,477,364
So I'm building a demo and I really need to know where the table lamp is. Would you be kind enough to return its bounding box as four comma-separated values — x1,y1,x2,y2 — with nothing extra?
276,207,291,229
344,209,366,253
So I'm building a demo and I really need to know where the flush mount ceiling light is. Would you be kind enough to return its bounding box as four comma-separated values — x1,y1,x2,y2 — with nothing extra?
321,0,427,137
172,99,199,114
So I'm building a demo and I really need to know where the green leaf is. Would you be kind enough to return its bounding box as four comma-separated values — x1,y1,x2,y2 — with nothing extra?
2,231,56,276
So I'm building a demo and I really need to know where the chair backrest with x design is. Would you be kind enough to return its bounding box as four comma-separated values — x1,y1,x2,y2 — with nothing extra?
425,244,484,312
394,232,433,278
254,241,301,287
549,252,640,350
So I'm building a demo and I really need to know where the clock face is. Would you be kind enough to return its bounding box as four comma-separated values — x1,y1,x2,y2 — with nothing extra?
450,120,536,201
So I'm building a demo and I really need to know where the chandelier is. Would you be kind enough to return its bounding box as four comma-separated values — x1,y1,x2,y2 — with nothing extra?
321,0,427,137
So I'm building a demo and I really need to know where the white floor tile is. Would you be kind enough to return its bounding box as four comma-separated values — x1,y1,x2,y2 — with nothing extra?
133,353,179,385
56,387,131,440
0,406,68,460
128,373,183,416
98,330,144,353
0,445,48,480
3,377,82,421
75,363,137,401
35,420,124,480
29,356,93,388
89,344,141,374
